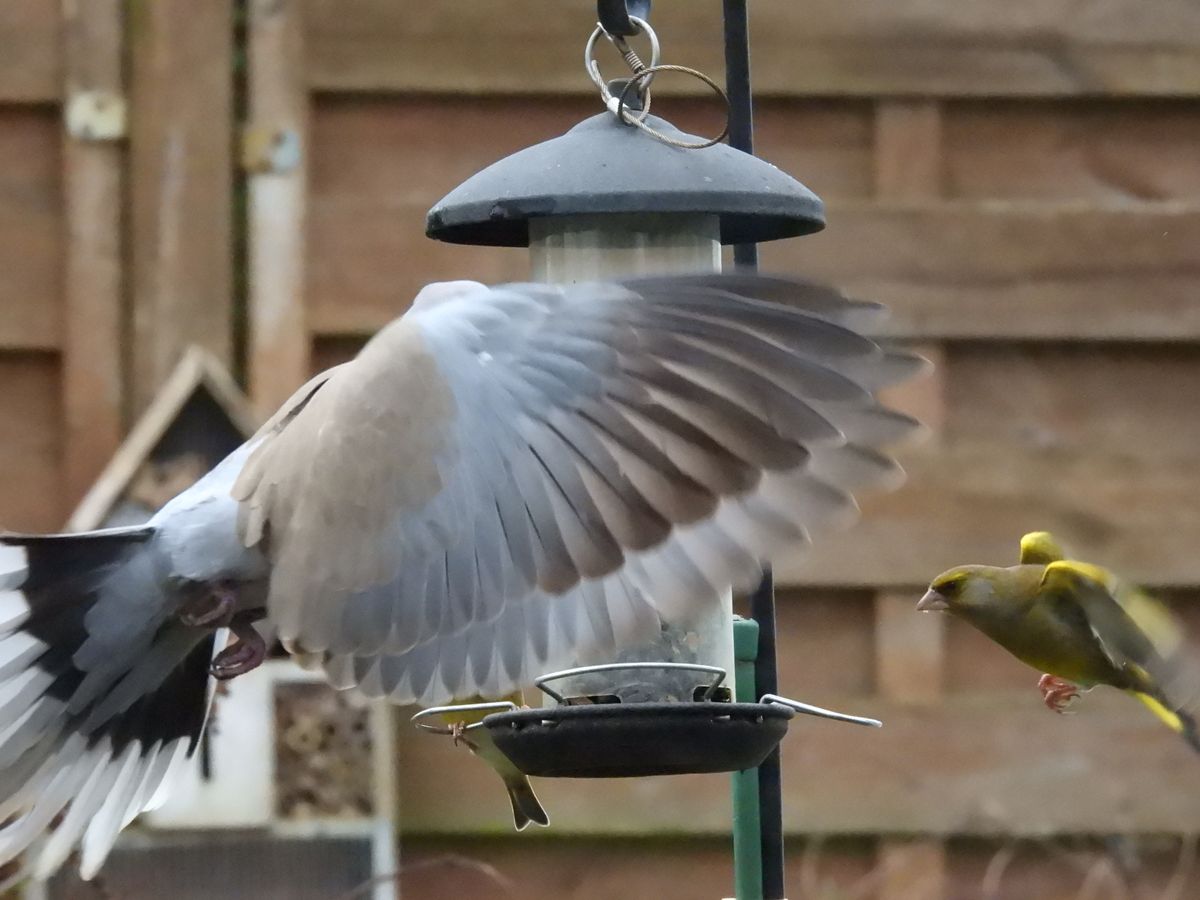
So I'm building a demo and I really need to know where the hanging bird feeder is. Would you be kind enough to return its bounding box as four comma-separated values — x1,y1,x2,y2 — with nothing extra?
418,4,883,896
422,5,877,769
424,11,825,742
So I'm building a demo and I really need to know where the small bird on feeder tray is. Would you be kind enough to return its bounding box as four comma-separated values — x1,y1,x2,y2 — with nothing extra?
438,693,548,831
0,273,924,882
918,531,1200,752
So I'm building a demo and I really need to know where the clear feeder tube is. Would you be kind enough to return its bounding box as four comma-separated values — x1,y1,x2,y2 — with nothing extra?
529,211,734,703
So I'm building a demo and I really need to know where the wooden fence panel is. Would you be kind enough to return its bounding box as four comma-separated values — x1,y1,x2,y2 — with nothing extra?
308,192,1200,343
303,94,1200,593
0,2,1197,897
394,688,1200,836
0,0,60,103
944,99,1200,201
0,109,62,352
0,353,63,531
872,101,950,895
396,834,1196,900
304,0,1200,98
399,836,880,900
306,98,1200,341
770,202,1200,341
782,343,1200,588
393,593,1200,839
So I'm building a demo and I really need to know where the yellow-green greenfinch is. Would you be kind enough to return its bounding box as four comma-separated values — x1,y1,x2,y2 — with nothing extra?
918,531,1200,752
439,693,549,831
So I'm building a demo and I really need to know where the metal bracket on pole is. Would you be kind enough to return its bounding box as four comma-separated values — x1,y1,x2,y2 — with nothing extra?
597,0,651,36
760,695,883,729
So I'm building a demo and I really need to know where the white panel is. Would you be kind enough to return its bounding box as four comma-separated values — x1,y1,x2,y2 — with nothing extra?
144,661,281,828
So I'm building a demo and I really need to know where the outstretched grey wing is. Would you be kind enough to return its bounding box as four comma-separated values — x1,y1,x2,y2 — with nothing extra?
233,274,925,704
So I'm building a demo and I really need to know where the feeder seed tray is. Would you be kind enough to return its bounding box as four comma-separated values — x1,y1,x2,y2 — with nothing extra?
484,701,793,778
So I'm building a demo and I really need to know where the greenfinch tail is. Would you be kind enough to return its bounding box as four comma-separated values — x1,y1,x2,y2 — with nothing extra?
1131,692,1200,753
503,773,550,830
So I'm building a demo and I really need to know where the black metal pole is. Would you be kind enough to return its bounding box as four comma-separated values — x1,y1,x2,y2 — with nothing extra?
722,0,758,271
723,2,784,898
748,569,784,899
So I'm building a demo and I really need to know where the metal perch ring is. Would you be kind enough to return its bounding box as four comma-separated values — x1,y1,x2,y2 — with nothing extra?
616,64,731,149
411,699,519,734
585,16,730,149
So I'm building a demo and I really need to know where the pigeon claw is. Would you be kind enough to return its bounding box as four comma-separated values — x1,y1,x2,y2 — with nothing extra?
1038,673,1080,714
210,620,267,680
180,584,237,628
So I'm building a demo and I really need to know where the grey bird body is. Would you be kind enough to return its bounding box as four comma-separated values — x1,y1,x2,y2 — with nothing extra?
152,443,268,588
0,273,925,882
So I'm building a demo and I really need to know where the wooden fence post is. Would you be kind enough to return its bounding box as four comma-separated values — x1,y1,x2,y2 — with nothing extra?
60,0,124,509
246,0,310,414
128,0,234,413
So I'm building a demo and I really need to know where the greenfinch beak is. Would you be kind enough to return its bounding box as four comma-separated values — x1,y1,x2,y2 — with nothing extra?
916,589,949,612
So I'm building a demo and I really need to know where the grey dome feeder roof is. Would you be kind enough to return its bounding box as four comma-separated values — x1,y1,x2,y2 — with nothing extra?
425,112,825,247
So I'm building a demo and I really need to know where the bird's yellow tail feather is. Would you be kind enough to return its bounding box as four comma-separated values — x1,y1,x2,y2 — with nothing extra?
505,776,550,830
1132,692,1200,754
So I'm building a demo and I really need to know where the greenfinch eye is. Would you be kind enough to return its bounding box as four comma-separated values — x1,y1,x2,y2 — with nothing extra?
936,574,964,596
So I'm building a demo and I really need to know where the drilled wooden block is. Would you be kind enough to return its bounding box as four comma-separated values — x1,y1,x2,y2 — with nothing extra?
273,682,375,819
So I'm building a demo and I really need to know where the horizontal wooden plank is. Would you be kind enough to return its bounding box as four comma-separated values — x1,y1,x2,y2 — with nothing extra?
52,833,377,899
944,99,1200,202
767,202,1200,341
396,835,1200,899
0,109,62,350
311,194,1200,342
0,0,61,102
394,690,1200,837
305,0,1200,98
782,343,1200,588
0,352,63,532
306,97,871,334
397,836,878,900
946,836,1198,900
306,100,1200,340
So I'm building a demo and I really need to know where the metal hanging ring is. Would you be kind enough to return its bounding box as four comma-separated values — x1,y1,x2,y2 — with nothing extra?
585,14,660,117
616,64,732,149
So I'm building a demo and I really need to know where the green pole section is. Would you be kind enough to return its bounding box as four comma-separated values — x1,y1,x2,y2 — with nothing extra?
731,616,763,899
